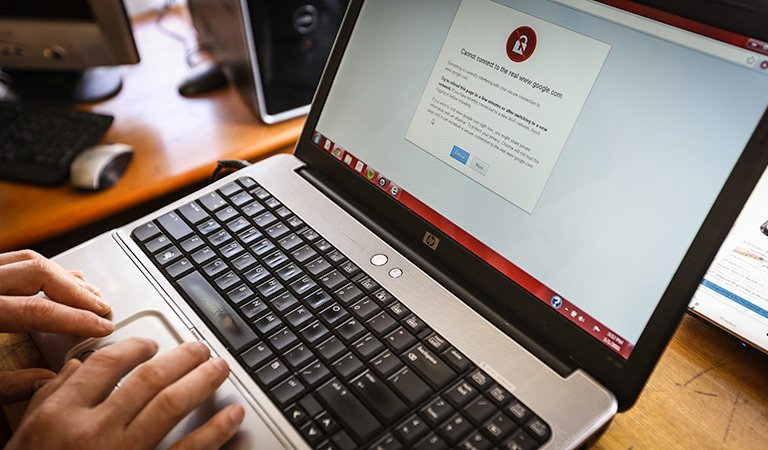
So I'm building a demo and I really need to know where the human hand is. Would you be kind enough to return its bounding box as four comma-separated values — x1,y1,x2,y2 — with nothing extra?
0,250,114,404
0,250,113,336
6,337,244,450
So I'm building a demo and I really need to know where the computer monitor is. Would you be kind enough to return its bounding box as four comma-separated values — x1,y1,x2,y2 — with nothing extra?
0,0,140,103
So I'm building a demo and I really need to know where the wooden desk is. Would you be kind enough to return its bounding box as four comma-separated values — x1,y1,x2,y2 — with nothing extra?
0,7,304,252
2,315,768,447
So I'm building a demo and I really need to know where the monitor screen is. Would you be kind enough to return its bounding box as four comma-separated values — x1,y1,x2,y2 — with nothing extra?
0,2,94,21
311,0,768,358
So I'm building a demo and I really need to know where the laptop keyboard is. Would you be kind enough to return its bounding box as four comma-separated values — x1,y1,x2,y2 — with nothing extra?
131,176,551,450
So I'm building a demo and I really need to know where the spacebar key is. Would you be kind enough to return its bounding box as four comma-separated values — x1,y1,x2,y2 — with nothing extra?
177,271,257,352
318,379,382,443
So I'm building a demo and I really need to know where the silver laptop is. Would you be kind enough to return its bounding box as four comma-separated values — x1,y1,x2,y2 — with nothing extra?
33,0,768,448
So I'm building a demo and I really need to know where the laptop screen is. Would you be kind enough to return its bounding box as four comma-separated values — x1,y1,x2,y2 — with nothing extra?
312,0,768,358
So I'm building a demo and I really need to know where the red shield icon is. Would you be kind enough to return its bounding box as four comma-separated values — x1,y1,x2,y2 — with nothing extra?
507,26,537,63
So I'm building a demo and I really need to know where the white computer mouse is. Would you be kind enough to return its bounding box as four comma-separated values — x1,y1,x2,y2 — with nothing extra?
70,143,133,190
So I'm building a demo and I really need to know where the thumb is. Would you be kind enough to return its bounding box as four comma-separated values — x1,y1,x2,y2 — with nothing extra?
0,369,56,404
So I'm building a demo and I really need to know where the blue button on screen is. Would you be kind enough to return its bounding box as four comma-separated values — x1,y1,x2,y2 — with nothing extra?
450,145,470,165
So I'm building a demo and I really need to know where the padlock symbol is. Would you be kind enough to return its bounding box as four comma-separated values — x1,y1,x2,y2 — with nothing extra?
512,35,528,56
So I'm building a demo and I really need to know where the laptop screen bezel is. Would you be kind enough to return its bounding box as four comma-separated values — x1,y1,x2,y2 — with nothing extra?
294,0,768,409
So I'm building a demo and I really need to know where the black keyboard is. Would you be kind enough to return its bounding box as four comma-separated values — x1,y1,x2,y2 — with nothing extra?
0,100,113,185
132,177,552,450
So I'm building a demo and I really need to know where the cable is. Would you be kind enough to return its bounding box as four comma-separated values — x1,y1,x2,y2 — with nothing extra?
211,160,252,182
154,0,211,68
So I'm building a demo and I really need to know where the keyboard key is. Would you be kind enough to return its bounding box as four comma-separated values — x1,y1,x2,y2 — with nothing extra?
388,302,411,320
335,283,364,305
242,201,265,217
254,211,278,228
284,343,314,369
214,271,240,291
463,396,496,425
351,371,408,424
506,400,533,425
299,422,324,447
395,415,430,446
384,327,417,353
256,278,284,299
352,334,385,361
157,212,193,240
226,284,254,305
145,234,171,253
232,252,257,271
230,191,254,207
388,367,432,406
240,342,272,370
483,413,517,443
403,345,457,390
350,297,380,320
503,430,539,450
339,260,361,277
132,222,161,241
301,321,331,344
319,303,350,327
219,181,242,197
263,251,289,270
266,222,290,240
414,434,448,450
244,265,270,285
333,353,364,380
371,289,395,306
305,289,333,311
251,186,270,200
487,383,513,407
459,432,493,450
202,258,227,277
357,275,380,293
424,333,449,353
176,271,256,352
370,350,403,378
367,312,399,337
238,227,262,244
166,258,193,279
421,397,454,428
199,191,227,212
445,381,477,408
268,327,298,352
316,412,340,435
271,291,299,313
240,299,268,320
215,206,238,223
284,404,309,428
265,197,281,209
439,414,473,446
336,318,366,343
181,235,205,253
238,177,257,189
255,359,289,387
290,275,318,296
319,269,347,291
402,315,427,335
301,227,321,243
317,379,382,443
220,241,245,259
197,219,221,235
525,417,551,443
313,238,332,252
317,336,346,363
226,216,250,234
467,369,493,391
292,245,318,264
371,434,404,450
286,216,304,229
284,306,313,329
207,230,232,247
278,233,303,251
304,257,332,277
326,249,346,264
299,360,332,388
275,206,292,218
154,246,181,266
443,347,472,373
254,312,282,336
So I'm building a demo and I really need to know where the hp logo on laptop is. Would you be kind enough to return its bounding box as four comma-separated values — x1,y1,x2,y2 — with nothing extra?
423,231,440,251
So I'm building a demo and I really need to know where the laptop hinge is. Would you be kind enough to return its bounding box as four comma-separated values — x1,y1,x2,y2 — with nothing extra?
297,166,575,377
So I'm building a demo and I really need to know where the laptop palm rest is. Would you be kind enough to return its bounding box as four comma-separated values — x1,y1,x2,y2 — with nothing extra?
31,237,288,450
